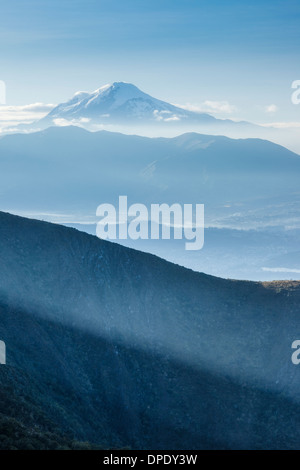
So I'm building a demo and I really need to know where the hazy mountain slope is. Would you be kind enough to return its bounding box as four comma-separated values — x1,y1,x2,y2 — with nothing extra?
1,320,300,450
0,126,299,230
0,211,299,449
67,223,300,281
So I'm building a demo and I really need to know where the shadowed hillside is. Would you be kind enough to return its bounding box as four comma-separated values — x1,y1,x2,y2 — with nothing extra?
0,211,299,449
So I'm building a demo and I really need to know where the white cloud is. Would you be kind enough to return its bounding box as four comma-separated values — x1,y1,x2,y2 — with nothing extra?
264,104,278,113
153,110,181,122
176,100,237,115
261,122,300,129
53,118,72,127
262,267,300,274
164,116,180,122
0,102,55,126
53,117,91,127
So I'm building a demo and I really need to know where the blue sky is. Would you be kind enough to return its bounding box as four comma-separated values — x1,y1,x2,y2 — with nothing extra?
0,0,300,124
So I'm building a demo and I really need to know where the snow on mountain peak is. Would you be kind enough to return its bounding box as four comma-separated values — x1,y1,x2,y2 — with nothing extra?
43,81,218,126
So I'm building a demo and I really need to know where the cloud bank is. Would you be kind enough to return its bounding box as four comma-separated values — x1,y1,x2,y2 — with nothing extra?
176,100,237,115
0,102,56,128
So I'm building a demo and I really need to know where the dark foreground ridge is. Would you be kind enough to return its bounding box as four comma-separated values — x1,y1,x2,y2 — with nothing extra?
0,211,299,449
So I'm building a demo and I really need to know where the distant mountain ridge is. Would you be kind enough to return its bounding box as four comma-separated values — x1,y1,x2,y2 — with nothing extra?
0,126,298,229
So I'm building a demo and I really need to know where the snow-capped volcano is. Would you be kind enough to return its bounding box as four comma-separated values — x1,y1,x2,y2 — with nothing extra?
27,81,262,137
42,81,217,126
